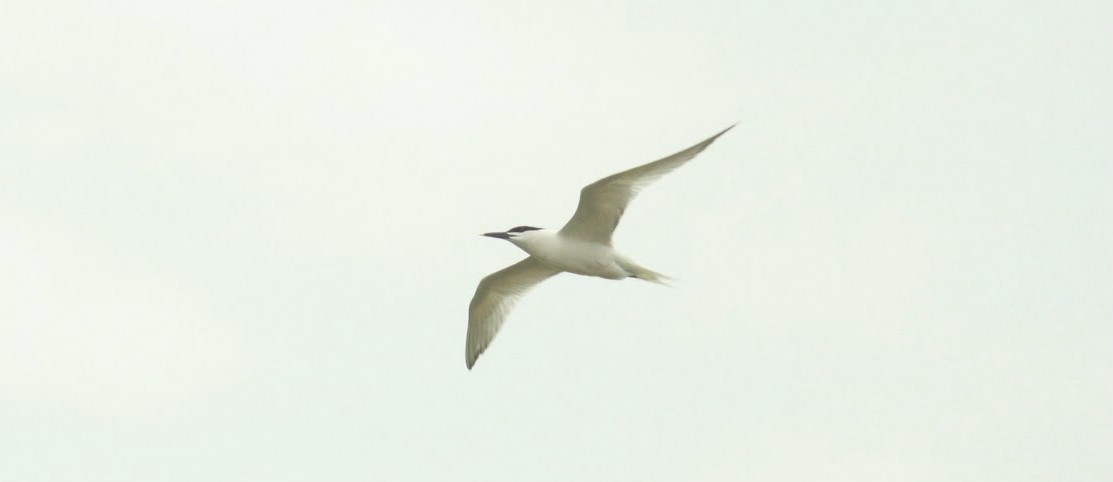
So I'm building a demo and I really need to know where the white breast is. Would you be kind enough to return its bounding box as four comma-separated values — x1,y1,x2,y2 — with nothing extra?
512,231,628,279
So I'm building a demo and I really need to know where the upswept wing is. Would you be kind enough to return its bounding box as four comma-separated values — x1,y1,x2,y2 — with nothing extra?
559,125,735,245
466,257,562,369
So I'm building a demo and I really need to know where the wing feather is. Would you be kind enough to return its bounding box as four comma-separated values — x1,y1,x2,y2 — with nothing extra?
465,257,562,369
559,124,735,244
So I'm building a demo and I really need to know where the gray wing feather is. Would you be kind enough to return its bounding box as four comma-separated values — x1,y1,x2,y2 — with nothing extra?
466,257,562,369
559,124,735,245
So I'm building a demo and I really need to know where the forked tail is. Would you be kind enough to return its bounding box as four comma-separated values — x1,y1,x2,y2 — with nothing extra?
620,259,673,286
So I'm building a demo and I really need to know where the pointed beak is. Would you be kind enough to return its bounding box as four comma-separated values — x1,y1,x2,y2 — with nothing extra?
482,232,511,240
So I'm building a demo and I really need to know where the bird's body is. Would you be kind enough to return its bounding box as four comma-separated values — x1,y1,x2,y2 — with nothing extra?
466,125,735,369
505,229,647,280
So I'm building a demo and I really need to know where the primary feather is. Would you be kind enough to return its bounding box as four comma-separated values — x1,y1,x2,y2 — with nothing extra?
559,124,735,245
466,257,561,369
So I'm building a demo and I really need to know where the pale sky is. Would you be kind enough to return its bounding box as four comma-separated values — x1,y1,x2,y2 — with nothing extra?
1,1,1110,481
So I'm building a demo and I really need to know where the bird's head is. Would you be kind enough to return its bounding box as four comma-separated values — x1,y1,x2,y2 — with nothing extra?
482,226,545,244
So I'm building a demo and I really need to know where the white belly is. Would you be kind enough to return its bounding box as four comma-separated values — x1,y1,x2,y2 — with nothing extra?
519,235,629,279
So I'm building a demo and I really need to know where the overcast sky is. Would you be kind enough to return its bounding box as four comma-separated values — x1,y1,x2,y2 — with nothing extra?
1,1,1110,481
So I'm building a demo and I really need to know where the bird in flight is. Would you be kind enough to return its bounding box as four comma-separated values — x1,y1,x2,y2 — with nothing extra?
466,125,735,369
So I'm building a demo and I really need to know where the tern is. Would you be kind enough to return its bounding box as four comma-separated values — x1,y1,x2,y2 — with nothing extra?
466,125,735,369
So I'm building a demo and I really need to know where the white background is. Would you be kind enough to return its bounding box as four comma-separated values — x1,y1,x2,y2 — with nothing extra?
2,1,1110,480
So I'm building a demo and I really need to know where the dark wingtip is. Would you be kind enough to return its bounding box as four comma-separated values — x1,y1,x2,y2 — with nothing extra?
713,123,737,138
466,347,479,369
688,123,736,152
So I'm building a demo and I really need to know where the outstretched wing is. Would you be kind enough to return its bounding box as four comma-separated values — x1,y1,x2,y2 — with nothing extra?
559,125,735,245
466,257,562,369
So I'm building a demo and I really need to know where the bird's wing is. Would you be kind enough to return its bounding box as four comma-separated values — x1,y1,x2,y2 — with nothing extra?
559,124,735,245
466,257,562,369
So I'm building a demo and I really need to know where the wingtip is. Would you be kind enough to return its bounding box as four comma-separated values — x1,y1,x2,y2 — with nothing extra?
696,124,737,147
466,348,481,370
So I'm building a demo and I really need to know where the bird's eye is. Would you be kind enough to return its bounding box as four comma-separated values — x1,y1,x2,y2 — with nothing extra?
508,226,540,233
